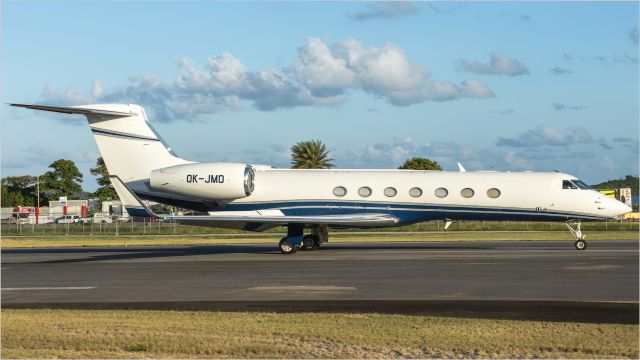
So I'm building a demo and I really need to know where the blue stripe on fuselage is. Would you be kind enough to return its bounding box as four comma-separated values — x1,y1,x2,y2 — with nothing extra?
131,191,609,223
222,200,607,223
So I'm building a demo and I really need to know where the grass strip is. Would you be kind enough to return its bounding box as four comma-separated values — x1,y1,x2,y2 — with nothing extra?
2,309,638,359
3,221,637,237
1,231,637,248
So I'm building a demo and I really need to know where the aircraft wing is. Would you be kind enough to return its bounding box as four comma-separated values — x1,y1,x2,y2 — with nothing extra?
109,175,398,230
172,213,398,228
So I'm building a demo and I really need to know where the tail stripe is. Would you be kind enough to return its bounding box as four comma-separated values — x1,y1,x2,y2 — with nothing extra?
91,128,159,142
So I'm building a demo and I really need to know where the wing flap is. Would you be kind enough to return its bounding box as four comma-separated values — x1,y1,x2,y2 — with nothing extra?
171,213,398,227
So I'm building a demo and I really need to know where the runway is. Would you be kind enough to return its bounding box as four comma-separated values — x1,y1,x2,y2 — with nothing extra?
2,240,638,323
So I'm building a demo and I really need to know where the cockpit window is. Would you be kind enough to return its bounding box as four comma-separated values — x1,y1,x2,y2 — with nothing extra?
562,180,578,189
573,179,591,190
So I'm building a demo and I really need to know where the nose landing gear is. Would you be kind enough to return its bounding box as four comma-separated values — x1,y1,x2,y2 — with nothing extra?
565,222,587,250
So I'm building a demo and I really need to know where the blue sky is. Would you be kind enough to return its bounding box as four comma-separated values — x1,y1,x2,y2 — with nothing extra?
2,1,638,191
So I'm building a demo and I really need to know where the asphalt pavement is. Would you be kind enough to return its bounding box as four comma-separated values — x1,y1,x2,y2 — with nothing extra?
2,240,638,323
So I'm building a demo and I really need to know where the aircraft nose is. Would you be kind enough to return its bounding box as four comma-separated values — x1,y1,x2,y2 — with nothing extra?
606,197,632,216
619,202,633,215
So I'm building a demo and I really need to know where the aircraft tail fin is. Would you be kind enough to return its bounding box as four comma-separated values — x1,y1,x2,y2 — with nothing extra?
10,103,191,182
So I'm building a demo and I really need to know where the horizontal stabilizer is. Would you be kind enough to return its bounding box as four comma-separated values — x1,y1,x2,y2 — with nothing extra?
10,103,134,117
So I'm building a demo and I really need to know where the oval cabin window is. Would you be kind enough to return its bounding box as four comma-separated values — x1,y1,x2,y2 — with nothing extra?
435,187,448,198
384,187,397,197
409,187,423,198
461,188,474,198
333,186,347,197
358,186,372,197
487,188,501,198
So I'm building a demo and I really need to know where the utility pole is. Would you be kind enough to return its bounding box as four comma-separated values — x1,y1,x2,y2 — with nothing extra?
36,176,40,208
36,176,41,225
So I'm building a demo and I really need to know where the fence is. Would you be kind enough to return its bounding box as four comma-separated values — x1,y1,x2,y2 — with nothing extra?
1,219,638,236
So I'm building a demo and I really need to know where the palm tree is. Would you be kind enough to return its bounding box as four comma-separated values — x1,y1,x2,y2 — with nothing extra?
290,140,335,169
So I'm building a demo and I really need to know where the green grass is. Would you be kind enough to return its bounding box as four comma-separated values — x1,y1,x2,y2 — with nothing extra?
2,309,638,359
3,220,638,237
1,231,637,248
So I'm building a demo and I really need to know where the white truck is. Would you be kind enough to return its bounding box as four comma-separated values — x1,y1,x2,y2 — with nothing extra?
54,215,81,224
80,213,113,224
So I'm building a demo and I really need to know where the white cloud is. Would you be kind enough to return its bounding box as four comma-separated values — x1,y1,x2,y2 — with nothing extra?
361,137,417,163
91,80,105,99
38,38,495,121
349,2,420,21
489,108,514,115
548,67,573,75
495,126,594,147
505,151,532,170
41,84,93,105
458,52,529,76
335,39,494,105
293,38,356,96
176,54,248,94
551,102,586,111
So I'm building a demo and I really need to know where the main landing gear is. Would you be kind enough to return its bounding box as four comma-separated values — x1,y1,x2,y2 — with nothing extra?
565,222,587,250
278,224,328,254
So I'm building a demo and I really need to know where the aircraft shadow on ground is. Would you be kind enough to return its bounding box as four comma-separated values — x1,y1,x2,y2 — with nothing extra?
12,245,273,264
5,242,503,264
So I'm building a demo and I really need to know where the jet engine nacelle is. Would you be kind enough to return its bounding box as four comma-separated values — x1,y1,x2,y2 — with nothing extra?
149,162,255,200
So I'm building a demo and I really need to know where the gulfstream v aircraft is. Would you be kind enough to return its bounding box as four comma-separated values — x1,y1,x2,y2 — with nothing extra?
12,103,632,253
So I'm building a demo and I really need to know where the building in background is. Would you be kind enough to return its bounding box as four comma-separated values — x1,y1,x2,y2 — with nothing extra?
597,188,634,207
48,199,88,218
618,188,632,207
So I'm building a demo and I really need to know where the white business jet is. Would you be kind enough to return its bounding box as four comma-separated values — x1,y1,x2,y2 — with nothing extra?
11,103,631,253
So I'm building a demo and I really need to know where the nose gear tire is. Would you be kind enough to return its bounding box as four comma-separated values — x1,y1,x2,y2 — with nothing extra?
574,239,587,250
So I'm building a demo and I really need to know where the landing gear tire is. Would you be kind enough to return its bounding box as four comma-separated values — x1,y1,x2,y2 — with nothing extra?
313,237,321,250
574,239,587,251
301,235,317,251
279,237,298,254
566,222,587,251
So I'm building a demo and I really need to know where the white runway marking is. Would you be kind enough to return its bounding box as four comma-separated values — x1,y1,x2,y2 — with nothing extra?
564,265,624,270
248,286,357,292
2,286,96,291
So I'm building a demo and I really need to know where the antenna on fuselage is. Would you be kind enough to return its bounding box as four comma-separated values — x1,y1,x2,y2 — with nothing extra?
457,162,466,172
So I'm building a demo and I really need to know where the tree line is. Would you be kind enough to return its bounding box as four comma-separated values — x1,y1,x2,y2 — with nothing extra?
591,175,639,196
1,157,116,207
